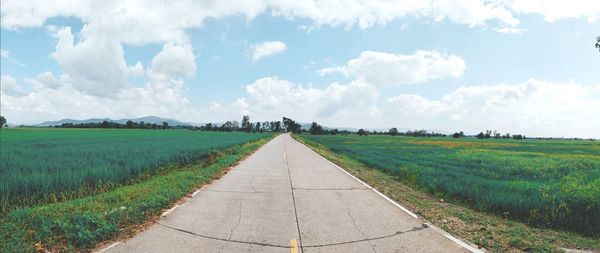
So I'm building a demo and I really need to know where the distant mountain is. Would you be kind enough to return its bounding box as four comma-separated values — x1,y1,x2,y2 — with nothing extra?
37,116,192,127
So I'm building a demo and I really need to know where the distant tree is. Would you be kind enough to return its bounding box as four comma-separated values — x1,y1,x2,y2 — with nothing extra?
309,122,324,135
255,122,261,132
476,132,485,139
452,131,465,138
512,134,525,140
331,128,339,135
388,127,399,136
484,130,492,139
273,121,282,132
241,116,251,132
282,117,302,133
357,129,368,136
596,36,600,52
100,120,109,128
494,132,501,139
125,120,134,129
503,133,510,139
162,122,169,129
0,116,6,128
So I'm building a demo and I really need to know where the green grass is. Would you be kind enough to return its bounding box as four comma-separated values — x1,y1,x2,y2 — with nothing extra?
296,135,600,236
0,128,270,212
0,135,271,252
294,135,600,252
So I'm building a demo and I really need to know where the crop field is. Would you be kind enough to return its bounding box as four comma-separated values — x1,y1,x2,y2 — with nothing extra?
299,135,600,236
0,128,270,212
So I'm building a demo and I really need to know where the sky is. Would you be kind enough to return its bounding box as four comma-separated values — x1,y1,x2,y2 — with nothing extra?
1,1,599,138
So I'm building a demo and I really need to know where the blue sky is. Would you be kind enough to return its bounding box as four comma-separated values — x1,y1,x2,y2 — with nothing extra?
1,1,599,138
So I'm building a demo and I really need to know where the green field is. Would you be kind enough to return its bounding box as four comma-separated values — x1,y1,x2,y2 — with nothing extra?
298,135,600,236
0,128,270,212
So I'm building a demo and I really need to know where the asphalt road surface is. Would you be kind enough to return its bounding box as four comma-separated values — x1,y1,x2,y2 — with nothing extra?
104,134,477,253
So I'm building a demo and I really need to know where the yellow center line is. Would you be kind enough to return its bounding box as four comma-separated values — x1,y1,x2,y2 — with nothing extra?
290,239,298,253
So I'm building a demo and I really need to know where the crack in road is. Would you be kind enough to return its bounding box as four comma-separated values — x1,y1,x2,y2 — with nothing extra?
336,191,377,253
218,199,243,253
303,226,427,248
292,187,370,191
156,222,427,249
156,222,289,248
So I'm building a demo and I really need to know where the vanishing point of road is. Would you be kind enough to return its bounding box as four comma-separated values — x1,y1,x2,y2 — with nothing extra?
104,134,480,253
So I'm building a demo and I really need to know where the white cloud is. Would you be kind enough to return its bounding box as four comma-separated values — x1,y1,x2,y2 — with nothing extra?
128,61,145,77
318,50,465,88
25,71,62,89
210,76,378,122
0,1,525,35
148,42,196,80
251,41,287,63
1,75,27,97
208,77,600,138
503,0,600,22
384,79,600,138
0,75,199,125
0,49,9,58
51,26,129,97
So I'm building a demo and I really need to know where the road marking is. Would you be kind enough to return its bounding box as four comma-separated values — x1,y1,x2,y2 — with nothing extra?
161,204,180,217
96,242,120,253
444,234,484,253
290,239,299,253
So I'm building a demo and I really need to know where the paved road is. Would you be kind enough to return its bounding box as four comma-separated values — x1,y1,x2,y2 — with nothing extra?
105,134,473,253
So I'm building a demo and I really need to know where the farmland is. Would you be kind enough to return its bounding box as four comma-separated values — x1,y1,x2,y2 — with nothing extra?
297,134,600,236
0,128,271,212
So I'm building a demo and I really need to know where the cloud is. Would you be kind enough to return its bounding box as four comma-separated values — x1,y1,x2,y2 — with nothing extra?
0,74,199,125
148,42,196,80
1,75,27,97
503,0,600,22
0,49,9,58
209,77,600,138
25,71,62,89
128,61,145,77
384,79,600,138
318,50,465,88
251,41,287,63
51,26,129,97
210,76,378,121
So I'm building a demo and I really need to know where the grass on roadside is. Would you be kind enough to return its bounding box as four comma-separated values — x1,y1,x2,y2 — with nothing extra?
0,136,272,252
294,135,600,253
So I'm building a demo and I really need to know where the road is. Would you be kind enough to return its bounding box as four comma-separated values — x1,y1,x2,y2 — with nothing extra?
104,134,476,253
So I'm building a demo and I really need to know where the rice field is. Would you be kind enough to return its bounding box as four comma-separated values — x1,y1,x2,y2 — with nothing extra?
0,128,271,212
299,135,600,236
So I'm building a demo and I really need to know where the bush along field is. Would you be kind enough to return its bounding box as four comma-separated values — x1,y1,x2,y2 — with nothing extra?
295,135,600,243
0,128,271,212
0,129,273,252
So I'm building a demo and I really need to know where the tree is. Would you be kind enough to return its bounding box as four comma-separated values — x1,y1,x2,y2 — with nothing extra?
388,127,399,136
125,120,134,129
452,131,464,138
282,117,301,133
476,132,485,139
241,115,251,132
0,116,6,128
309,122,324,135
596,36,600,52
162,122,169,129
255,122,261,132
357,129,368,136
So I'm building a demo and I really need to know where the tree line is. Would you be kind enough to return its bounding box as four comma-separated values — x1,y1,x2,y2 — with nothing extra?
55,120,171,129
